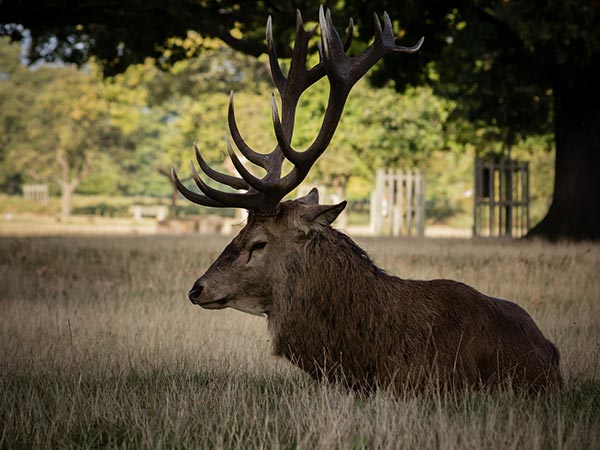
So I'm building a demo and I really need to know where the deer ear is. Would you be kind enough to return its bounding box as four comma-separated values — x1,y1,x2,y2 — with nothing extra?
301,201,347,228
297,187,319,205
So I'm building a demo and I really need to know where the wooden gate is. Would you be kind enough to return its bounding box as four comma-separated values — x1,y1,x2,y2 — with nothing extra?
370,168,425,236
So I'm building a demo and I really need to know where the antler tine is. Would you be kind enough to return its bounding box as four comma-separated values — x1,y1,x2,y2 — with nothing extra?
228,92,269,169
171,167,223,207
225,135,277,194
194,143,249,191
343,17,354,52
188,161,266,210
378,11,424,53
271,93,303,167
316,16,353,64
382,11,393,36
373,12,384,45
266,16,287,93
189,161,239,204
285,9,322,98
296,9,319,40
319,6,345,66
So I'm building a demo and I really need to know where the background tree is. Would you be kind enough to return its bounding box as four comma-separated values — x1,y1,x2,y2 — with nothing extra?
2,60,123,216
0,38,29,194
101,36,273,206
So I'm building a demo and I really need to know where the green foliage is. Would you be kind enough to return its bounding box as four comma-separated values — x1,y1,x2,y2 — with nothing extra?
11,66,118,180
0,39,127,215
77,153,123,195
0,38,30,192
99,40,274,199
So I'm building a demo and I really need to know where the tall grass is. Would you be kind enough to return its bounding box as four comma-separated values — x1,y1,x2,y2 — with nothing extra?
1,235,599,449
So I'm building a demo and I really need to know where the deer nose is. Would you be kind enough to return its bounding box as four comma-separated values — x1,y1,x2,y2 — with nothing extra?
188,280,204,304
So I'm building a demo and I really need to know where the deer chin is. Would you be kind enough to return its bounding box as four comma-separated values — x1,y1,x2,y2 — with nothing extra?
198,295,268,316
198,298,229,310
227,297,270,316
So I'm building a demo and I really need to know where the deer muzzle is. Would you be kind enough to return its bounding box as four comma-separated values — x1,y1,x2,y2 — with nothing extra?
188,279,204,304
188,279,230,309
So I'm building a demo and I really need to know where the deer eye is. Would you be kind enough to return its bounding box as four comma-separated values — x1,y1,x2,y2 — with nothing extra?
248,241,267,260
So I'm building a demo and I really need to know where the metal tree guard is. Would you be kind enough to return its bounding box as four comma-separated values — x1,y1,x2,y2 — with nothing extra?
473,157,530,238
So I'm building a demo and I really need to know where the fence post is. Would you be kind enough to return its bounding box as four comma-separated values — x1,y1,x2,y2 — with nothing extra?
391,169,401,236
415,171,425,236
488,160,495,237
371,168,385,235
525,161,530,233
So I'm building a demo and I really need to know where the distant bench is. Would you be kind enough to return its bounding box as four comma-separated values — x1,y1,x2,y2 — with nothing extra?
129,205,169,222
157,214,244,235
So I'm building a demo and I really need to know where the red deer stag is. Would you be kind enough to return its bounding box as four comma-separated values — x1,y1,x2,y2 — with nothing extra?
172,7,562,392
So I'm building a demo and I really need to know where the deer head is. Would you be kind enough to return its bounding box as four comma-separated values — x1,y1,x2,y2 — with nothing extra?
185,187,348,314
172,7,423,313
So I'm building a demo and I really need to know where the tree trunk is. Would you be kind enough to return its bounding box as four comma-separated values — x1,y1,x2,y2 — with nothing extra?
157,167,179,208
330,175,348,229
55,149,78,218
171,186,178,207
61,183,75,218
528,61,600,241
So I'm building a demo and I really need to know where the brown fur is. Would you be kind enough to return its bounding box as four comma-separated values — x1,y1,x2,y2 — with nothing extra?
189,195,563,393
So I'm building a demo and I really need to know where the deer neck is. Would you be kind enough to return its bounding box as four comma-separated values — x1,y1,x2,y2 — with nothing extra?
266,227,385,363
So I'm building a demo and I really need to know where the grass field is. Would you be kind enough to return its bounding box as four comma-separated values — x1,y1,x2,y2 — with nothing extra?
1,234,599,449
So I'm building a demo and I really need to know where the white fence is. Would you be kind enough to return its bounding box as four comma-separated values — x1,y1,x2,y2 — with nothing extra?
23,184,49,205
370,168,426,237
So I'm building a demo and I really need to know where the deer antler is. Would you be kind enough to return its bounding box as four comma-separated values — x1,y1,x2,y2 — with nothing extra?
172,6,423,213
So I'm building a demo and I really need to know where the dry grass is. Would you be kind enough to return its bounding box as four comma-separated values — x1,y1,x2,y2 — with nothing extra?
0,234,599,449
